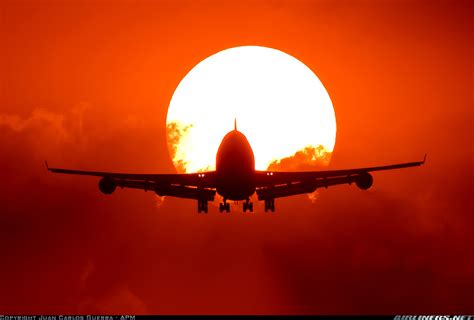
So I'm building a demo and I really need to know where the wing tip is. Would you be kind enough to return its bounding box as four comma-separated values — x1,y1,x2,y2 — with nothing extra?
423,153,427,164
45,160,50,171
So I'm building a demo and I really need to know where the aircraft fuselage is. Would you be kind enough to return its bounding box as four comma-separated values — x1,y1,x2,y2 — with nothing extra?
215,130,256,201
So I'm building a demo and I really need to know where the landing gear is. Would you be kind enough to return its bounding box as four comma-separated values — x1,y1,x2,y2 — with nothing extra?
243,198,253,212
264,198,275,212
198,199,208,213
219,199,231,213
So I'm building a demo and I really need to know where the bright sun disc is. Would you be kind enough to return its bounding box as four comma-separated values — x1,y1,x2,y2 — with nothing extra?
166,46,336,173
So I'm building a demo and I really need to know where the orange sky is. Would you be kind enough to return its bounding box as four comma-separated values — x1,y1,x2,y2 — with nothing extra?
1,0,473,314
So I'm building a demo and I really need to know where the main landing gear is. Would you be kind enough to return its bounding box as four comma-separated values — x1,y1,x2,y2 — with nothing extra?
243,198,253,213
264,198,275,212
198,199,208,213
219,198,253,213
219,199,231,213
202,198,270,213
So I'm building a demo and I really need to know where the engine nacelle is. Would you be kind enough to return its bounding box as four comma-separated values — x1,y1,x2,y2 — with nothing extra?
356,172,373,190
98,176,116,195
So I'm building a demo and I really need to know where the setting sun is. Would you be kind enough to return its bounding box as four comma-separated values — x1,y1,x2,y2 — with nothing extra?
166,46,337,173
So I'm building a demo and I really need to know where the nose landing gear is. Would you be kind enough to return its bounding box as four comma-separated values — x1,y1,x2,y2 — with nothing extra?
219,199,231,213
243,198,253,212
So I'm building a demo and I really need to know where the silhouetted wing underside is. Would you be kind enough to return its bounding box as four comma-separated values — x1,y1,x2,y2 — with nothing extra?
46,164,217,189
255,156,426,199
115,179,216,201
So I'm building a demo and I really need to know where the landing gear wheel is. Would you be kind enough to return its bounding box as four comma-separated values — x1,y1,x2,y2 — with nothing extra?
219,200,231,213
264,198,275,213
198,199,208,213
243,199,253,213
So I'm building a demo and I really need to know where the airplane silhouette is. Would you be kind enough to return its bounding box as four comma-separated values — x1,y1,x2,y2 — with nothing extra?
46,120,426,213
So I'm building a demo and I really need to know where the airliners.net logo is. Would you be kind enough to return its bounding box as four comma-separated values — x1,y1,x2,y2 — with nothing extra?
395,316,473,320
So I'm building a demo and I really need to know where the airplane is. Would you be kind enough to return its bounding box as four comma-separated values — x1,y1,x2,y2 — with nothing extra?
46,120,426,213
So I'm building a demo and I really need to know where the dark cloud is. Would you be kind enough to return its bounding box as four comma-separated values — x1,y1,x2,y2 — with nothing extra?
1,105,472,314
0,108,167,312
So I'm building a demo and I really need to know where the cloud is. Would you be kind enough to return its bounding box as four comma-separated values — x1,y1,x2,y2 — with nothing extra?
154,194,166,208
79,287,148,314
0,109,68,134
1,106,472,314
0,106,167,313
267,145,331,171
166,121,193,173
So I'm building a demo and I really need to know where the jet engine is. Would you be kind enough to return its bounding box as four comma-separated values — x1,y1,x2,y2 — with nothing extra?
99,176,116,194
356,172,373,190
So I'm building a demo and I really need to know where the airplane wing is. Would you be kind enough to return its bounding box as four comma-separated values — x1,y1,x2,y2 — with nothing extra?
254,155,426,201
45,162,217,202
